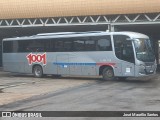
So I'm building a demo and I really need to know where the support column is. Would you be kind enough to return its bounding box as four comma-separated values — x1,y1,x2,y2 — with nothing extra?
108,24,115,32
0,37,2,67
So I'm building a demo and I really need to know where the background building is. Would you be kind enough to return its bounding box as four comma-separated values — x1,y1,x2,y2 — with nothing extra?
0,0,160,66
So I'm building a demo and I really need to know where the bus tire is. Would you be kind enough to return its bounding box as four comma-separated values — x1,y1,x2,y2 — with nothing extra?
102,67,115,80
33,65,43,78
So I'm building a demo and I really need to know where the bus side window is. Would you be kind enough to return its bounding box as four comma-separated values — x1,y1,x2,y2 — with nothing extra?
85,40,96,51
95,35,112,51
26,40,43,52
3,41,13,53
63,40,73,52
73,39,85,51
55,40,63,52
50,40,55,52
18,40,30,52
97,39,111,51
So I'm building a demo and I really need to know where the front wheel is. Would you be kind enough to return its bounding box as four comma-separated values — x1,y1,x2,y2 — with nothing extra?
102,67,115,80
33,65,43,78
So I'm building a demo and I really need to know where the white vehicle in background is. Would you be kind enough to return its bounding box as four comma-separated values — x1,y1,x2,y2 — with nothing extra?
2,31,157,80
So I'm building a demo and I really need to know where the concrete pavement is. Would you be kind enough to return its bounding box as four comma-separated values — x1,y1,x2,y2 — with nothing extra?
0,71,95,106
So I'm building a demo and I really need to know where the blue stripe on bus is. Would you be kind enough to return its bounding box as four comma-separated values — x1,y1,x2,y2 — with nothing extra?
53,62,96,66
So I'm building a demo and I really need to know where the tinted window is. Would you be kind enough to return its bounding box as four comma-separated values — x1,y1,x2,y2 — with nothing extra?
3,35,112,53
27,39,50,52
63,40,72,51
73,35,111,51
93,36,112,51
85,40,96,51
3,41,13,53
54,38,73,52
18,39,51,52
113,35,135,63
3,39,52,53
73,39,85,51
97,38,112,51
55,40,64,52
18,40,31,52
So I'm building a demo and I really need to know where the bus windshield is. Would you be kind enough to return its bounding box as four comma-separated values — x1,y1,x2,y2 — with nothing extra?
133,38,155,62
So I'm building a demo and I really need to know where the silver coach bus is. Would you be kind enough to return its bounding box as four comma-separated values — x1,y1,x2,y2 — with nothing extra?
2,31,157,80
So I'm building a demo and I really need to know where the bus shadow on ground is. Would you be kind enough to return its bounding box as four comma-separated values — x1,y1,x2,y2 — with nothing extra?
8,73,100,81
114,78,153,83
7,73,158,83
98,76,158,84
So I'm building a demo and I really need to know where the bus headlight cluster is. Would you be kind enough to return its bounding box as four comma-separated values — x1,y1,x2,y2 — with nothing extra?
139,64,146,75
140,64,145,69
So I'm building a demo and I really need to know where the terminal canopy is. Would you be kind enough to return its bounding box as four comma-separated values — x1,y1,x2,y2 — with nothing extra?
0,0,160,19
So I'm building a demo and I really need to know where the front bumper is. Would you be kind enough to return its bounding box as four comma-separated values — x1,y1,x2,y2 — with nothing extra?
136,64,157,77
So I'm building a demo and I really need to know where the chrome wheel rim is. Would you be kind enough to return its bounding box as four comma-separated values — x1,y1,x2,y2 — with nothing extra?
106,69,113,78
35,67,41,77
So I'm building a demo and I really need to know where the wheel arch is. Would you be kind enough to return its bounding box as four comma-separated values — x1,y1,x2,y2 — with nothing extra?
99,65,115,76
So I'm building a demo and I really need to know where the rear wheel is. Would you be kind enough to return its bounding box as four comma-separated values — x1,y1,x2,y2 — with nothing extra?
102,67,115,80
33,65,43,78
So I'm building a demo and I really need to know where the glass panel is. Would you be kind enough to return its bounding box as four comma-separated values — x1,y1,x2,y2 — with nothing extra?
97,38,112,51
18,40,30,52
114,35,135,63
3,41,13,53
55,40,64,52
85,40,96,51
12,41,18,52
18,39,51,52
133,39,155,62
3,35,112,53
63,40,73,51
73,39,85,51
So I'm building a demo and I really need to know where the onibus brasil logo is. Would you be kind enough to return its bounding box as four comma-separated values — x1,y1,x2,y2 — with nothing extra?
26,53,47,65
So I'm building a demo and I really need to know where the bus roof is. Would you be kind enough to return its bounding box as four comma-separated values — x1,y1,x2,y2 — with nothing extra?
111,31,149,39
3,31,149,41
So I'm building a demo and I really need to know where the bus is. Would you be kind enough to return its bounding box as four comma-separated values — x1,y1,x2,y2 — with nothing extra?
2,31,157,80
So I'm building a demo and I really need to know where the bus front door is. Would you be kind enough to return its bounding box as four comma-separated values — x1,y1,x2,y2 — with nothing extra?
121,44,135,77
114,40,135,77
121,61,135,77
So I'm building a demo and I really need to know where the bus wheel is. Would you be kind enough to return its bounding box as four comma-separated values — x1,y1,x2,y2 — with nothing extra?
102,67,115,80
33,65,43,78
